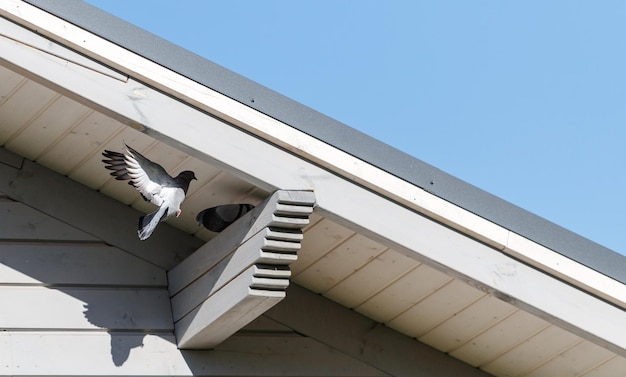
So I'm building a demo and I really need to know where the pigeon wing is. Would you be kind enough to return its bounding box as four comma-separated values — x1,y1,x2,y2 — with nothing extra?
122,145,178,207
102,145,197,240
102,150,132,181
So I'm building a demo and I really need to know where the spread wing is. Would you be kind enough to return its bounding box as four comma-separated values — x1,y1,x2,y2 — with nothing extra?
102,145,175,207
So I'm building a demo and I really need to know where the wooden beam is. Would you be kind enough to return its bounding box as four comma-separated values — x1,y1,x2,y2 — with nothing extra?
266,284,493,377
0,200,99,241
174,267,286,349
169,190,315,349
0,145,23,169
0,244,165,286
0,331,389,376
0,287,172,331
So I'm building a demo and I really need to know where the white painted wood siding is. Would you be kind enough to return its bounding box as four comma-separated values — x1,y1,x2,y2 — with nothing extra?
0,202,170,318
0,156,390,376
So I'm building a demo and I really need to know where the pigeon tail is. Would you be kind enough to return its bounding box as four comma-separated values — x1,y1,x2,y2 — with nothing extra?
138,205,169,240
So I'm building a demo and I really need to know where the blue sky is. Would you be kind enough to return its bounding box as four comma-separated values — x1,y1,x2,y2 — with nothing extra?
84,1,626,255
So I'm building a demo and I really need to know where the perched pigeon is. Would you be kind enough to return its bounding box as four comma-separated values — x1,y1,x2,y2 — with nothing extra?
102,144,197,240
196,203,254,232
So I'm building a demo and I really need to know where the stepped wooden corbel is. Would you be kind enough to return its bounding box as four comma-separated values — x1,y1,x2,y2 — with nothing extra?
168,190,315,349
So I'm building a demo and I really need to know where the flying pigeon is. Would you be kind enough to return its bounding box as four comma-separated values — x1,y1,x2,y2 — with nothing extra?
196,203,254,232
102,144,197,240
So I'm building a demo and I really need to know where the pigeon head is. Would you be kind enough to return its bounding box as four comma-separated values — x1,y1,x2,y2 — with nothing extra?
178,170,197,181
176,170,197,193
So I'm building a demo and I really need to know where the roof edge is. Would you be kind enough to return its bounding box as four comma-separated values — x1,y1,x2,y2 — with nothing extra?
22,0,626,284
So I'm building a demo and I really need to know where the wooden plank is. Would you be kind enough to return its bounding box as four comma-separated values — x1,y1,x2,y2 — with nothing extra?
0,144,24,169
387,279,485,338
36,111,124,176
506,232,626,310
0,201,99,241
418,294,517,353
0,78,57,144
0,15,126,82
525,340,615,377
240,315,294,333
0,331,390,376
291,217,354,276
482,325,581,376
253,264,291,278
5,94,92,161
581,356,626,377
0,332,187,375
214,335,390,376
355,263,452,323
0,333,9,375
295,233,387,294
264,227,304,242
0,286,172,330
68,125,148,190
0,243,166,286
175,266,285,349
449,309,549,367
266,284,493,377
322,249,419,309
0,63,25,105
178,293,284,349
0,154,204,270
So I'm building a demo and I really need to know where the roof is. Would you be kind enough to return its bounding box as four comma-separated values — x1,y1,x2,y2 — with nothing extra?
1,1,626,375
23,0,626,285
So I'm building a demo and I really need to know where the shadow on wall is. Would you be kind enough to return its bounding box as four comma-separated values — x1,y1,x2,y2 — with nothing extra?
108,333,145,367
0,150,256,368
0,197,174,367
82,297,166,366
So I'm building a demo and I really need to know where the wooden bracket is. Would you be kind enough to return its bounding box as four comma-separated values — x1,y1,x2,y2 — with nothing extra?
168,190,315,349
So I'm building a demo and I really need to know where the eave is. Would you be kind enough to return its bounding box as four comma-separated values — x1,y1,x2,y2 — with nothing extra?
1,1,625,375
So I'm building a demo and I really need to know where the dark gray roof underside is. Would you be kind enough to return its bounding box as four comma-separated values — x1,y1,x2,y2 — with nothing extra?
23,0,626,285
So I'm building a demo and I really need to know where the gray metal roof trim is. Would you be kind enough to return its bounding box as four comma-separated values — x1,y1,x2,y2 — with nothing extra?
23,0,626,284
